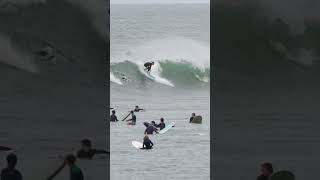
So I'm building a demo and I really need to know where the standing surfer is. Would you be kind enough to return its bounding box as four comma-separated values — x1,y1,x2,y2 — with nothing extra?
110,110,118,122
126,111,137,125
47,154,83,180
144,62,154,72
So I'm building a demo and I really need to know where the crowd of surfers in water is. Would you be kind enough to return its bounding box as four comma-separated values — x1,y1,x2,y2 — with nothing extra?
0,138,108,180
110,105,199,150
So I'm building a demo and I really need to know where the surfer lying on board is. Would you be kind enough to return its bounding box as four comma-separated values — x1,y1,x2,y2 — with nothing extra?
256,162,273,180
144,61,154,72
47,154,83,180
142,135,154,149
110,110,118,122
1,153,23,180
126,111,136,125
77,139,109,159
134,105,144,112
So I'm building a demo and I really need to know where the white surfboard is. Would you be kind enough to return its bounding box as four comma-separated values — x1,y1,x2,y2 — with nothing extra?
132,141,143,149
159,122,175,134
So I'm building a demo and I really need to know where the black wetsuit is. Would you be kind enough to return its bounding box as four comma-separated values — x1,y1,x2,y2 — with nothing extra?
131,114,137,124
157,122,165,130
142,139,153,149
144,126,158,134
256,175,269,180
69,165,83,180
189,116,194,123
77,149,108,159
110,114,118,122
144,62,153,72
1,168,22,180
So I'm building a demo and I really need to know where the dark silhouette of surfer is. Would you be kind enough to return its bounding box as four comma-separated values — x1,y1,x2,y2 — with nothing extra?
1,154,23,180
144,62,154,72
256,162,273,180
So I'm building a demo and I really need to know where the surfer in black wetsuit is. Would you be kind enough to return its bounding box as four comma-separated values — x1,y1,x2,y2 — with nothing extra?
110,110,118,122
142,135,154,149
144,62,154,72
144,124,158,135
189,113,196,123
256,162,273,180
126,111,137,125
77,139,109,159
1,154,23,180
47,154,83,180
134,105,144,112
156,118,166,130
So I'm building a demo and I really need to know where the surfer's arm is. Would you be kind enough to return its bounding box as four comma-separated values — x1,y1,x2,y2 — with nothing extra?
94,149,109,154
46,161,66,180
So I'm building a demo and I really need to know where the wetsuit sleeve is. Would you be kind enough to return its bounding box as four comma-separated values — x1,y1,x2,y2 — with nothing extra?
150,141,154,147
94,149,109,154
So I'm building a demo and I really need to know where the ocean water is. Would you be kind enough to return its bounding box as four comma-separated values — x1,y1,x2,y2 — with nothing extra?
0,0,109,179
110,4,210,180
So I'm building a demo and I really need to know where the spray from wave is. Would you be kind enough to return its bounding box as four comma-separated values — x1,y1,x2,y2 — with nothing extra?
111,37,210,88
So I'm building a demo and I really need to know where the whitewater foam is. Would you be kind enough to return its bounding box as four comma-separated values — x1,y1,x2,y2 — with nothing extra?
110,72,123,85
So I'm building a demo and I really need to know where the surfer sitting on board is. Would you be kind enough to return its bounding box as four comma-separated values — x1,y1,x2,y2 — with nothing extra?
110,110,118,122
126,111,137,125
142,135,154,149
77,139,109,159
256,162,273,180
144,61,154,72
47,154,83,180
156,118,166,130
1,153,23,180
189,113,196,123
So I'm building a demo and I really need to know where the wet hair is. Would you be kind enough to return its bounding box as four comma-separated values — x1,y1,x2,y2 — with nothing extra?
135,105,139,108
81,139,92,147
112,110,115,113
192,113,196,116
261,162,273,174
130,111,134,113
160,118,164,122
65,154,76,164
6,153,17,167
144,135,149,141
151,121,156,125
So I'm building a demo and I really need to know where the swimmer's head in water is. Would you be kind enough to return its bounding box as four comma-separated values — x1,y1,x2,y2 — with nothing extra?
112,110,115,114
6,153,17,168
65,154,76,165
135,105,139,108
130,111,134,114
160,118,164,122
192,113,196,117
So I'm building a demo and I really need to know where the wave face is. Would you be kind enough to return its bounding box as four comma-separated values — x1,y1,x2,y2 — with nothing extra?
110,37,210,88
213,2,320,74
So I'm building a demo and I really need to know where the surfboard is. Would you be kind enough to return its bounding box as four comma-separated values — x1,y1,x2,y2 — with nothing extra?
122,112,131,121
159,122,175,134
270,170,295,180
132,141,143,149
191,116,202,124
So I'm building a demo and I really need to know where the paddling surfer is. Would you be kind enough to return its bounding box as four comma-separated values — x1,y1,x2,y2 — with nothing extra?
77,139,109,159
